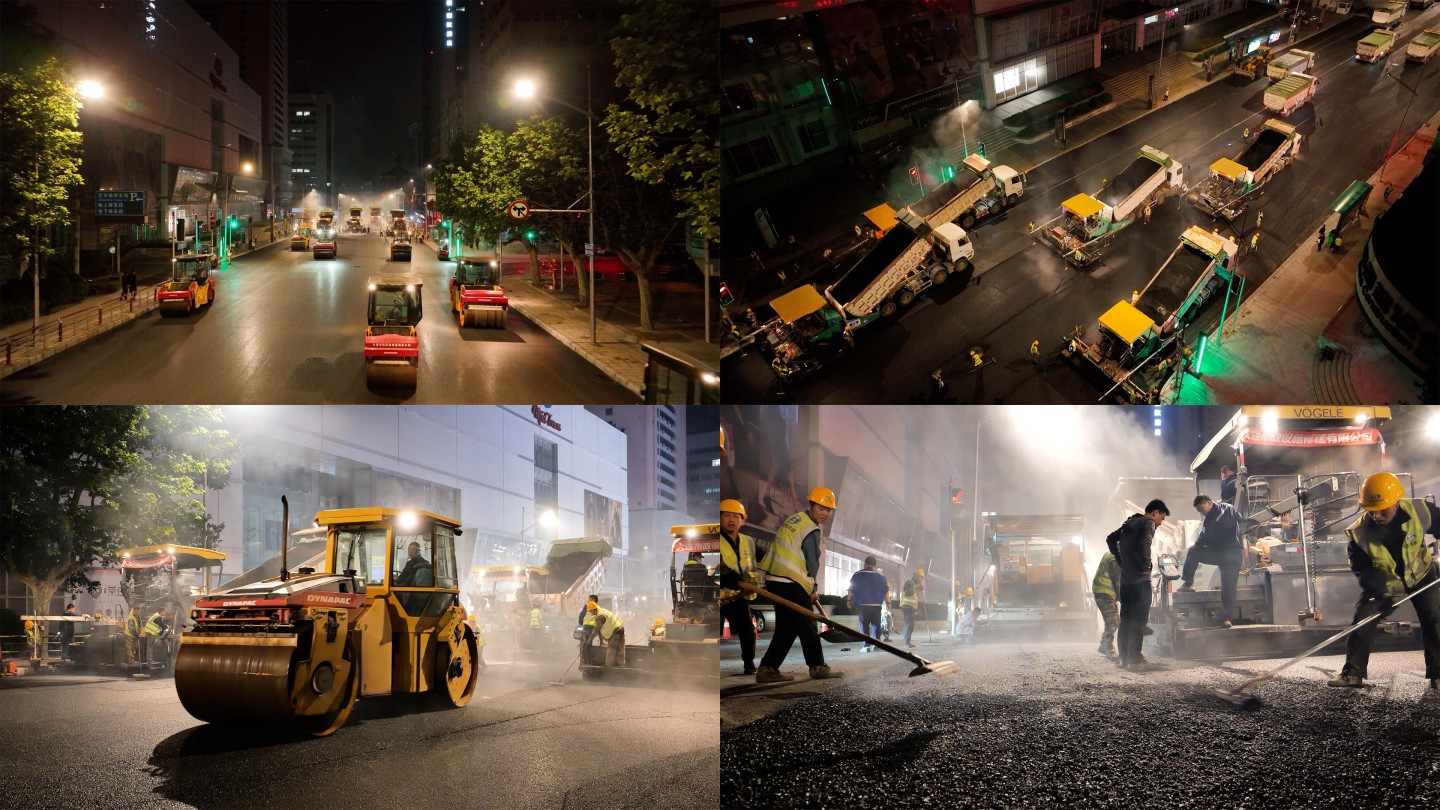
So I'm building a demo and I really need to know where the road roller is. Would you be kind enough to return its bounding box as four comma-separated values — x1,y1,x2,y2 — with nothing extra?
157,253,217,317
364,275,422,389
450,258,508,328
174,497,478,736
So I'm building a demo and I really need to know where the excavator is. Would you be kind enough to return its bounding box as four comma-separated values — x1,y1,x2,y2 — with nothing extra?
174,498,479,736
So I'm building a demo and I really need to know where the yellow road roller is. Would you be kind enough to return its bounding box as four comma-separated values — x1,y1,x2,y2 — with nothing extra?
175,497,477,736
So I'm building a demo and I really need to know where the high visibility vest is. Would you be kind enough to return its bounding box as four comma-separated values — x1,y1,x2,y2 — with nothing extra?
1346,499,1434,595
1092,552,1120,599
761,511,818,591
143,613,166,636
582,608,596,627
720,531,758,602
899,591,918,609
124,614,142,638
530,608,541,628
592,607,623,641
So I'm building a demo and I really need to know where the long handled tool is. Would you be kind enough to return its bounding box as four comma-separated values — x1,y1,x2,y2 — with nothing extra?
740,581,957,677
812,600,849,643
1213,575,1440,706
550,648,584,686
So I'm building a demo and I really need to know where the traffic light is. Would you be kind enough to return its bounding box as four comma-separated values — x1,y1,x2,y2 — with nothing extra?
909,166,919,179
525,229,536,241
977,141,987,158
941,165,955,181
229,216,241,230
949,488,965,527
719,281,734,308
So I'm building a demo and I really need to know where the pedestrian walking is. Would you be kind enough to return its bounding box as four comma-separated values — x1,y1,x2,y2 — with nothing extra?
1316,227,1326,251
1092,551,1122,658
718,499,760,675
1180,495,1246,627
847,556,890,653
1163,87,1170,102
59,603,76,662
756,487,843,682
122,269,137,301
1326,473,1440,691
1029,339,1040,364
1106,499,1169,671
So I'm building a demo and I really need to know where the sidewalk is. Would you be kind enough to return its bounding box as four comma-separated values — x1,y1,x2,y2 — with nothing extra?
724,5,1345,314
424,242,718,398
1170,110,1437,404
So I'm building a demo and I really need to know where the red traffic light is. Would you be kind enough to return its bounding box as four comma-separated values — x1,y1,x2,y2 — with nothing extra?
951,488,965,505
909,167,919,178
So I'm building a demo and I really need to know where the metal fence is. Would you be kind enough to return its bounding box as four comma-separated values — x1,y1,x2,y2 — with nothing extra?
0,285,161,377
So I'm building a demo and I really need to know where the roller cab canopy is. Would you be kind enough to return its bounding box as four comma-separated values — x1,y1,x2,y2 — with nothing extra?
119,545,226,570
1209,158,1248,182
1063,193,1106,219
1188,406,1392,479
769,284,828,323
1098,300,1155,346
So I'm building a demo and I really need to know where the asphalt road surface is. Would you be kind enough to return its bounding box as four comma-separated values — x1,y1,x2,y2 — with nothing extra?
0,663,717,810
1,233,637,404
725,12,1440,404
720,640,1439,807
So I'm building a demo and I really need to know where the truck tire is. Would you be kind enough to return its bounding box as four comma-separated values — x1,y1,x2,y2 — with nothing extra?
961,212,977,229
1006,194,1019,208
897,289,916,308
931,268,949,286
879,299,899,318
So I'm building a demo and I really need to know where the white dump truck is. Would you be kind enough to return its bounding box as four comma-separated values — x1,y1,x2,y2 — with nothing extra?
1357,30,1397,62
1372,1,1406,30
826,216,975,320
1186,119,1302,220
1040,145,1183,267
1266,49,1316,81
903,154,1025,230
1263,73,1317,116
1407,28,1440,62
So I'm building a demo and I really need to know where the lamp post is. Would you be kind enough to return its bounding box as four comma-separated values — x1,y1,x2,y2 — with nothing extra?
520,506,557,565
513,67,597,344
958,409,1002,634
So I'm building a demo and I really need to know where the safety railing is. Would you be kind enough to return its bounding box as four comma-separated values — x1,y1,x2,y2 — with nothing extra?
0,285,161,376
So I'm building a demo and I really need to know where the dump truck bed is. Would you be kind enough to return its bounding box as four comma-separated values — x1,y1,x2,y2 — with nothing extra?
908,170,982,222
1237,128,1286,170
1096,155,1157,211
1142,242,1214,319
829,226,917,305
1268,74,1312,101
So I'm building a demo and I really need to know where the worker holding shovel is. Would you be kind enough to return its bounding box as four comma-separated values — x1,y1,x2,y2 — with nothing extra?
755,486,844,683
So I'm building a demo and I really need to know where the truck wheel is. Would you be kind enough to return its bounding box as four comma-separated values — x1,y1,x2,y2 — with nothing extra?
879,299,899,318
931,268,949,286
897,289,916,307
1006,195,1019,208
961,212,977,229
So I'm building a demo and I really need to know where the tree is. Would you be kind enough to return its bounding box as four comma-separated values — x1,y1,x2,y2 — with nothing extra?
603,0,719,242
511,115,591,302
0,56,85,327
433,126,527,278
595,134,684,332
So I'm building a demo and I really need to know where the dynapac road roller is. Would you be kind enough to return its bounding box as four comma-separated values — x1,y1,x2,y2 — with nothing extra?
364,275,422,389
174,498,478,736
157,253,217,317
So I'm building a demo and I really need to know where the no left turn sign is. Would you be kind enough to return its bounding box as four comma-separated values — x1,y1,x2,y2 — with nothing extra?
507,200,530,221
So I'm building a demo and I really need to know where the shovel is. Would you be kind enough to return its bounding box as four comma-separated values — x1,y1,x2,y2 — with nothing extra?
740,581,958,677
812,599,849,644
1213,575,1440,707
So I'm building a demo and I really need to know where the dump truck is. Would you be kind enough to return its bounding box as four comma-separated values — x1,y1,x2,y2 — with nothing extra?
1266,49,1316,81
1263,73,1317,116
903,154,1025,230
1356,30,1397,62
174,499,479,736
1407,28,1440,62
973,515,1092,640
1167,406,1428,659
1063,226,1241,402
1372,1,1406,30
364,275,422,389
825,217,974,321
1040,145,1183,267
157,253,217,317
1186,119,1302,220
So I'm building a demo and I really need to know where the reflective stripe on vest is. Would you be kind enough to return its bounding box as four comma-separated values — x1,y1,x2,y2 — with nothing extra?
143,613,164,635
593,607,623,640
720,531,756,574
530,608,541,628
899,593,918,609
1092,552,1119,599
125,615,141,638
1346,499,1434,593
761,512,818,590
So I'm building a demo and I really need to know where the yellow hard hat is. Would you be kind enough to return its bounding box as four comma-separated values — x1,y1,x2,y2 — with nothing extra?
586,600,598,611
1360,472,1405,511
24,620,34,629
807,486,837,509
916,569,925,577
467,614,477,623
966,587,974,596
719,426,727,459
720,498,747,519
653,618,664,626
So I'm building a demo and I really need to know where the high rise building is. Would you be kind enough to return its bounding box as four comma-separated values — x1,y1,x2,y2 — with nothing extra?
289,91,336,209
587,406,685,513
686,407,721,519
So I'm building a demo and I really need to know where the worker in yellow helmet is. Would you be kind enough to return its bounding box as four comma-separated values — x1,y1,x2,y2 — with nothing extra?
586,600,626,668
756,486,843,683
123,605,143,665
718,498,760,674
1329,473,1440,690
24,619,41,660
651,617,666,639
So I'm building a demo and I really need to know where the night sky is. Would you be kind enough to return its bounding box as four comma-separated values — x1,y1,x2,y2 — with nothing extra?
289,1,426,183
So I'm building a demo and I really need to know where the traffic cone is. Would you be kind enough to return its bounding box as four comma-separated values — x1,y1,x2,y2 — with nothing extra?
722,619,731,640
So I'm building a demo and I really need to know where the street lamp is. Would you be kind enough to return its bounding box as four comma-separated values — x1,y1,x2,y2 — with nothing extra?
958,409,1002,635
520,506,557,565
77,79,105,100
513,68,597,344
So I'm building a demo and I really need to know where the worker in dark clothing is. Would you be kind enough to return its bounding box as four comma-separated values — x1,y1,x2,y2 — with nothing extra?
1107,499,1169,671
1180,495,1246,627
59,602,77,661
718,499,760,675
1328,473,1440,690
847,555,890,653
756,486,843,682
578,593,600,646
1219,465,1238,505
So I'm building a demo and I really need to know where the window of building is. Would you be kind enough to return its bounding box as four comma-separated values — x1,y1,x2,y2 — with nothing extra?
724,135,780,177
795,119,830,153
821,550,862,597
534,435,558,511
723,82,758,114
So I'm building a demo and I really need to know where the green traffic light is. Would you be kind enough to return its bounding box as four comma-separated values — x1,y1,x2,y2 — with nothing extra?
525,230,536,240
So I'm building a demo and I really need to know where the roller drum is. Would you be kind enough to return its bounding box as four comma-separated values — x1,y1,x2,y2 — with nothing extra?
174,637,298,727
365,359,418,389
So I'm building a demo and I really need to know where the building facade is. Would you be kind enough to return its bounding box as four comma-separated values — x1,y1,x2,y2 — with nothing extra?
587,405,686,513
686,406,722,519
289,92,336,210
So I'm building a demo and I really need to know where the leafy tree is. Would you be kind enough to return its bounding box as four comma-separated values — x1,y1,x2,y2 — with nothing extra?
433,126,527,278
595,134,684,332
0,56,85,326
604,0,719,242
0,406,237,659
512,115,591,302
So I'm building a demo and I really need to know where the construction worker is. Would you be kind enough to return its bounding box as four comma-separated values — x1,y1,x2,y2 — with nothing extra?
1143,203,1151,224
1181,495,1245,627
1242,127,1250,140
586,600,626,667
1255,210,1263,228
1328,473,1440,690
529,600,543,644
1249,231,1259,252
1330,233,1343,253
1029,339,1040,364
1107,499,1169,672
1092,551,1122,657
24,619,41,660
718,499,760,675
970,350,984,368
847,555,890,653
1131,290,1141,305
898,580,919,647
577,593,600,647
756,486,843,682
123,606,143,665
651,618,666,639
1219,465,1238,504
143,605,172,666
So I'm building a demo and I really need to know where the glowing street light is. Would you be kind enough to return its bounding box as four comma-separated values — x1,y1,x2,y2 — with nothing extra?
77,79,105,100
241,161,254,173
